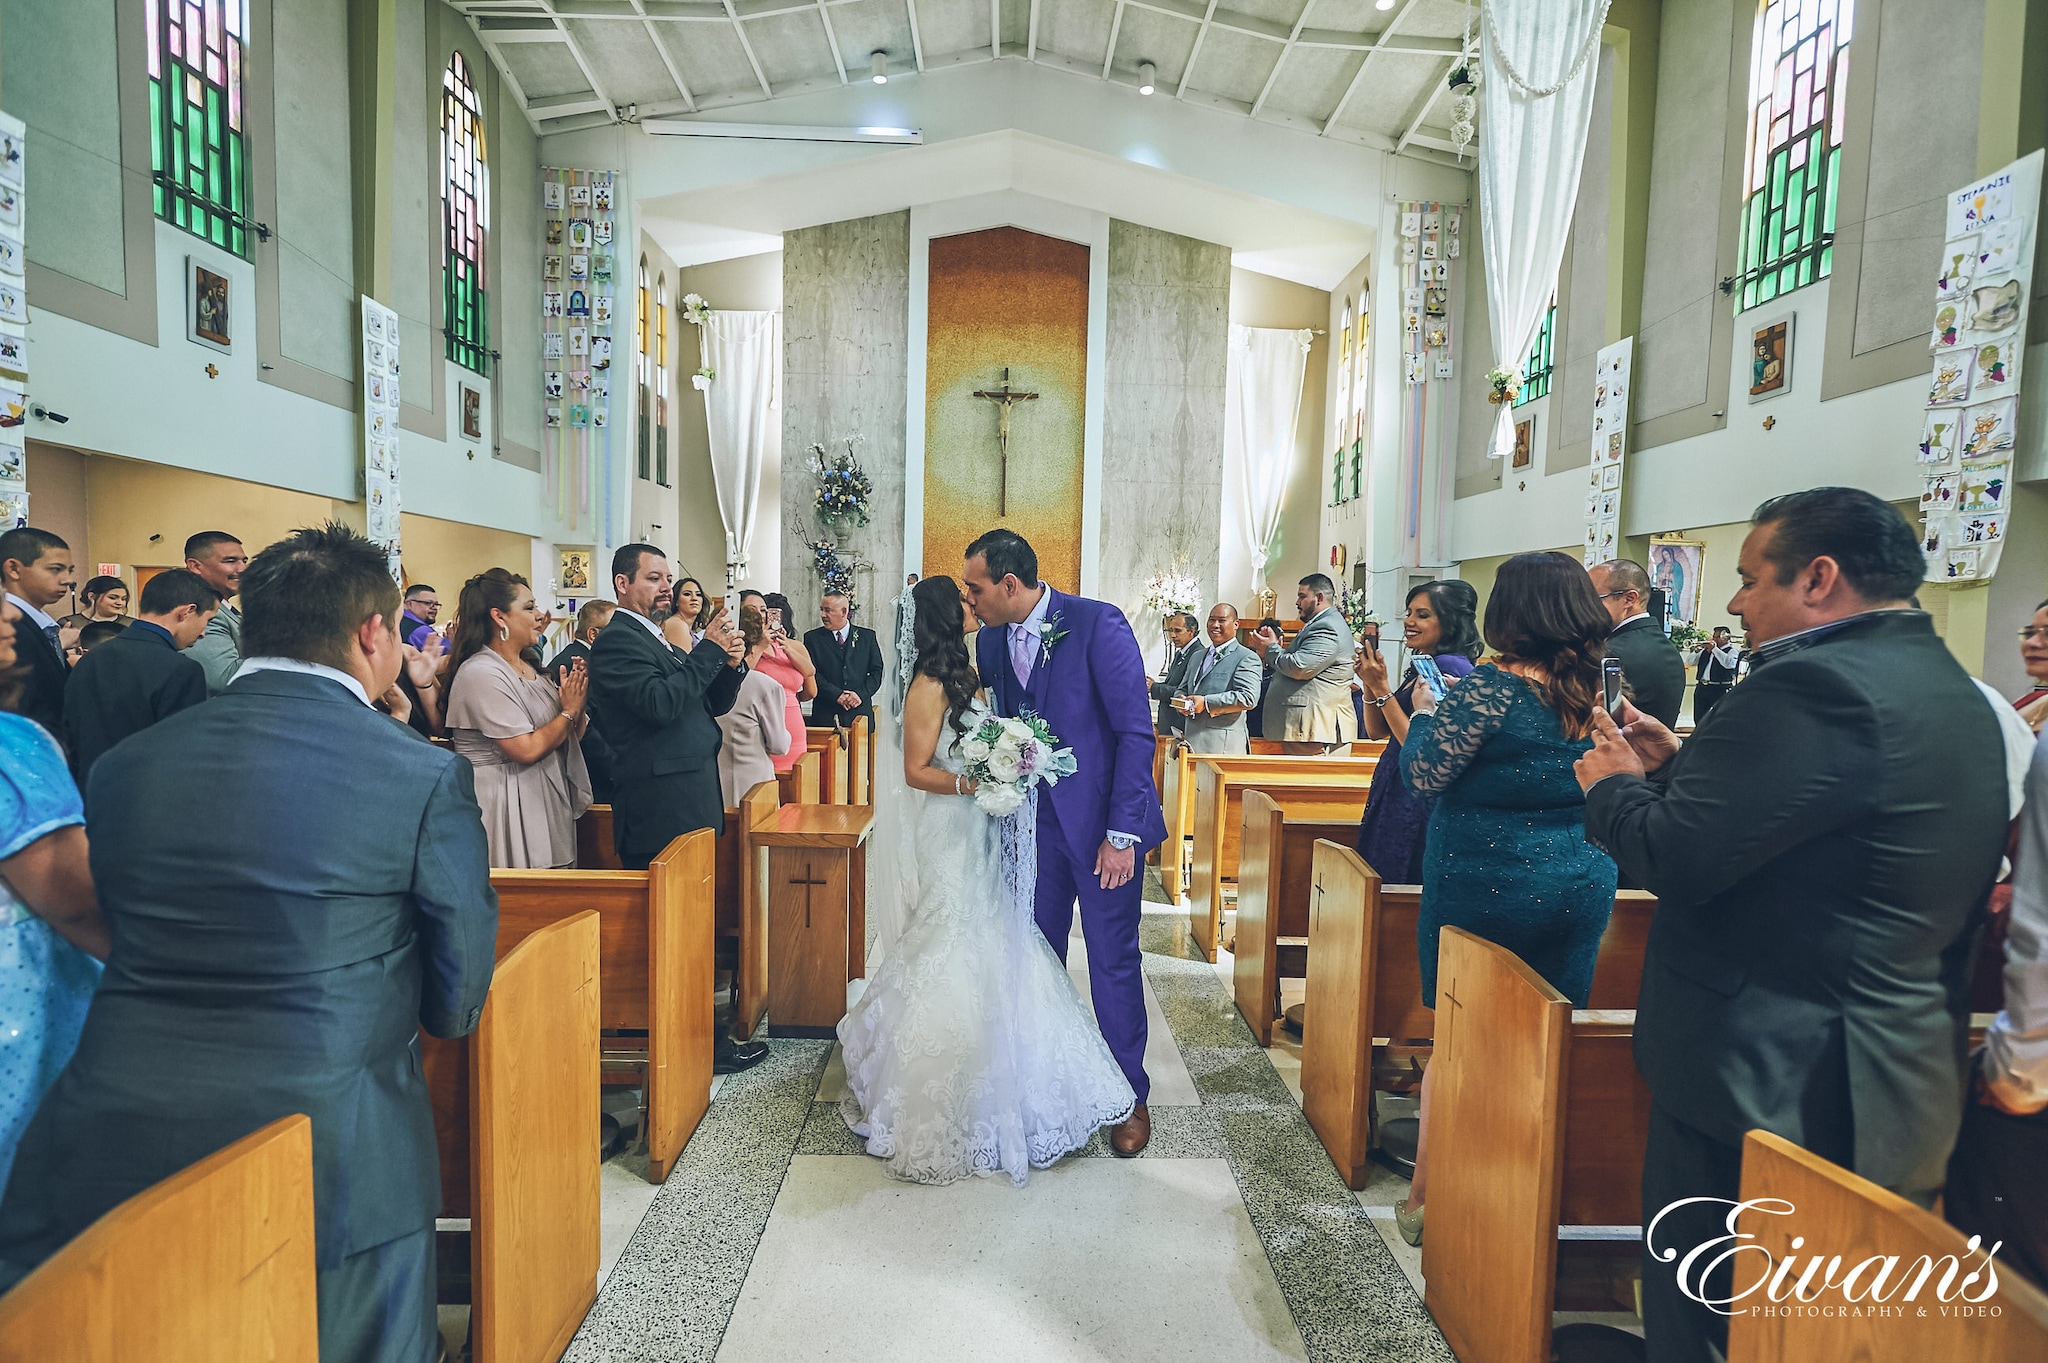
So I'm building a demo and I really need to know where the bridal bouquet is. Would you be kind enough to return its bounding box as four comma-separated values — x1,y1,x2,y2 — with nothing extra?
961,712,1077,817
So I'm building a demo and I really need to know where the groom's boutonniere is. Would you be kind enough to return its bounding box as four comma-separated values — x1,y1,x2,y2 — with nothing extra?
1039,611,1070,667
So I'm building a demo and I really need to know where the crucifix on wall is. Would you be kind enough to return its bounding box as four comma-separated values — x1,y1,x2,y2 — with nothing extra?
972,367,1039,516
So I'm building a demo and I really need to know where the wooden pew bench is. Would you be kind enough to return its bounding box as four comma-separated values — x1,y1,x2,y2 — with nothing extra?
1189,754,1380,960
1156,742,1380,901
1299,841,1654,1189
1424,926,1650,1363
755,802,875,1036
482,832,717,1182
1729,1130,2048,1362
847,716,873,807
0,1115,318,1359
425,912,602,1363
1232,791,1359,1045
805,727,848,804
777,748,823,806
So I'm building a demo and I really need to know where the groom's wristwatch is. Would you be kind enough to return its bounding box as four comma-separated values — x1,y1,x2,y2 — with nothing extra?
1105,832,1137,851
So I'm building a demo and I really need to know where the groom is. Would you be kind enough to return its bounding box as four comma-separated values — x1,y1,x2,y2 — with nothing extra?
964,529,1167,1156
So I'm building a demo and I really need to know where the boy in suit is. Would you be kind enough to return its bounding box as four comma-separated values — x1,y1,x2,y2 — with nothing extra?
0,526,74,742
62,567,217,779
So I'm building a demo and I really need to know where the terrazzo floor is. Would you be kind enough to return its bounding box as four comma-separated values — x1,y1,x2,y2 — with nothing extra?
558,873,1454,1363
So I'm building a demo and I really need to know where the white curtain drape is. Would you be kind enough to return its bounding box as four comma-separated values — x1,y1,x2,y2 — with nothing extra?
698,309,781,575
1226,324,1314,589
1479,0,1613,458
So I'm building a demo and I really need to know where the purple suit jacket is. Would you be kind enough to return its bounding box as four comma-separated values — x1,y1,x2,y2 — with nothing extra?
976,588,1169,865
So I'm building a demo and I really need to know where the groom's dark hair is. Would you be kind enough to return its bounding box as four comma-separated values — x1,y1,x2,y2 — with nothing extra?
965,529,1037,587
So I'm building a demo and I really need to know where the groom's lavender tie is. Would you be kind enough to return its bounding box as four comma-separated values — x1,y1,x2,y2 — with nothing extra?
1009,624,1035,690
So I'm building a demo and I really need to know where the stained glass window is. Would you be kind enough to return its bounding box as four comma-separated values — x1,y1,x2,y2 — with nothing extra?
1516,297,1555,406
148,0,252,255
442,53,489,375
1333,302,1354,505
1737,0,1852,311
655,274,670,488
636,258,651,481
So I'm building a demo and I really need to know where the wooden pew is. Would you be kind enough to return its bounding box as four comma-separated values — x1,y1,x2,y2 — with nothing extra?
576,804,623,870
1728,1130,2048,1362
848,716,873,806
777,748,822,806
733,781,780,1041
1299,841,1654,1189
485,832,716,1182
1422,926,1649,1363
805,727,848,804
1188,755,1379,960
1249,738,1382,757
425,912,602,1363
757,803,876,1036
1232,792,1359,1045
0,1115,317,1359
1159,743,1197,900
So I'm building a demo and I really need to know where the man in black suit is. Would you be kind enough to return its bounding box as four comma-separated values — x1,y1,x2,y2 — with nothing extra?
547,598,618,803
0,527,75,742
1574,488,2008,1363
61,566,217,780
1589,558,1685,728
590,545,766,1074
0,523,498,1363
803,591,885,727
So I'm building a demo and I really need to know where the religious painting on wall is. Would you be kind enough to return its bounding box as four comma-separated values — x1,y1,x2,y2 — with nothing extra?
922,226,1089,592
460,384,483,440
1649,537,1704,629
188,259,231,352
557,546,592,593
1511,415,1534,469
1747,316,1791,401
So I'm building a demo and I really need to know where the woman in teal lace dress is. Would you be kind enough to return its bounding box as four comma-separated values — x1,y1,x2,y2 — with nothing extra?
0,597,109,1189
1390,552,1618,1244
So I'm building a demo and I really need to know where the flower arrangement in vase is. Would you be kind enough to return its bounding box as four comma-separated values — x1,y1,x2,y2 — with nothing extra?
1140,567,1202,620
809,436,874,531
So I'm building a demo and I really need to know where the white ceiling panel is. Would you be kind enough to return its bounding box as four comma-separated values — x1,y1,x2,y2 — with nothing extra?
493,39,595,102
1109,7,1198,85
1260,43,1358,120
915,0,993,60
827,0,917,72
1336,49,1441,132
564,19,686,107
746,10,836,88
1188,26,1279,107
1031,0,1115,67
663,22,767,101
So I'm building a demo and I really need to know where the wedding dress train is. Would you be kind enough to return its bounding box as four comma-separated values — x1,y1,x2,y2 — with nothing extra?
837,705,1136,1186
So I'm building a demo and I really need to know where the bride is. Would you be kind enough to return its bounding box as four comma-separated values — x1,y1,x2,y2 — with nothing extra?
837,577,1135,1186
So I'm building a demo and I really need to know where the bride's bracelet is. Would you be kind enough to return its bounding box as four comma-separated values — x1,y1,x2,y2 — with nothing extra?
955,773,965,795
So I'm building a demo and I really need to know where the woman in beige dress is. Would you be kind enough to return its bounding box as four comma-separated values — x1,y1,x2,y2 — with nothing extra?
445,568,594,868
716,603,791,807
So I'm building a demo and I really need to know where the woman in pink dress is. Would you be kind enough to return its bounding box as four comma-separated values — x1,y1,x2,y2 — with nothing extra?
740,590,815,773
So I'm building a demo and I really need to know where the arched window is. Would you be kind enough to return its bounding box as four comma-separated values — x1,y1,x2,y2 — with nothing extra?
655,274,671,488
1516,295,1555,406
1333,301,1354,506
442,52,489,374
1736,0,1853,311
636,257,651,481
148,0,252,255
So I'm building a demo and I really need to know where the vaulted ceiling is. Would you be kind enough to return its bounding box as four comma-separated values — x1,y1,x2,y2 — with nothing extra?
450,0,1478,158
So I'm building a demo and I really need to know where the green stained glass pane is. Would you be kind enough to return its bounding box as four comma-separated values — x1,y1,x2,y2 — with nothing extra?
1736,1,1850,312
149,2,250,258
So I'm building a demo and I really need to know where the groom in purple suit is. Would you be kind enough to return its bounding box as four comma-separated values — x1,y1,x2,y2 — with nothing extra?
964,529,1168,1156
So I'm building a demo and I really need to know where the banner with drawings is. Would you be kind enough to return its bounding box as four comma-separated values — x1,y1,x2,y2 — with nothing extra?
1397,202,1460,385
0,112,27,528
360,296,402,578
1917,149,2041,583
1581,337,1634,566
541,168,618,538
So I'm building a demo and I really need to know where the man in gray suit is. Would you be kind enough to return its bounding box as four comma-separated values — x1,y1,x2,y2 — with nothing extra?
1575,489,2006,1363
1254,574,1359,754
1176,604,1263,754
1148,612,1201,736
0,523,498,1363
181,529,249,695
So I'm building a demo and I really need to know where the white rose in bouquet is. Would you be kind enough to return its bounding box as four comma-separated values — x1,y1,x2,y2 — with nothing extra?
984,746,1022,783
961,735,992,763
975,781,1026,817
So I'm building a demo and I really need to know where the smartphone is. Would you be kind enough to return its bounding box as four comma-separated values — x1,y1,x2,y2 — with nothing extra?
766,607,783,632
1411,654,1450,701
1360,629,1381,658
1602,657,1626,717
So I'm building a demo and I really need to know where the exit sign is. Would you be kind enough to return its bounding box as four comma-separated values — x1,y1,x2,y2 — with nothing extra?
97,563,119,577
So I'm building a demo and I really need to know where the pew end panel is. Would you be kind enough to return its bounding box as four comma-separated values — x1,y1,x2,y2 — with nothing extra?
0,1115,318,1362
1422,926,1571,1363
1299,842,1384,1190
1586,891,1656,1010
576,805,623,870
849,717,873,807
646,831,719,1181
777,749,823,807
1729,1130,2048,1362
470,910,603,1363
1187,758,1376,962
1232,799,1362,1047
736,781,782,1041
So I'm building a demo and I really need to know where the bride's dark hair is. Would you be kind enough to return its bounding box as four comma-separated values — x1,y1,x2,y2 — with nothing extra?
912,576,979,737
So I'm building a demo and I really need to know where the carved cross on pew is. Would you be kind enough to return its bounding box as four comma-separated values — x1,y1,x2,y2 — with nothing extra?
788,859,830,929
971,367,1039,516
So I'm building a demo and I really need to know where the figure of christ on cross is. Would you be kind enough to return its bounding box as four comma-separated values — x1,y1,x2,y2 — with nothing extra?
972,367,1039,516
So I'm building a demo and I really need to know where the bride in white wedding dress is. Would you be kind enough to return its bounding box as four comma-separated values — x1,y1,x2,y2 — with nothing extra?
837,577,1135,1186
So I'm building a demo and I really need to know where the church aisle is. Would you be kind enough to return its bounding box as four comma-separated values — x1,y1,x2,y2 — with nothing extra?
563,879,1450,1362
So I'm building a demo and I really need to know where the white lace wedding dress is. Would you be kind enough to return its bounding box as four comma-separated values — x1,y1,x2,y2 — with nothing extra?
837,702,1136,1186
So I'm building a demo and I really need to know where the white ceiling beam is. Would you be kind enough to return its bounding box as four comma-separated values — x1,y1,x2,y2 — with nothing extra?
1320,0,1423,137
1027,0,1040,60
814,0,849,83
722,0,775,98
905,0,927,71
531,1,622,124
1175,0,1218,99
1100,1,1126,80
465,22,546,135
1395,56,1454,154
527,91,613,115
1248,0,1313,120
631,0,699,112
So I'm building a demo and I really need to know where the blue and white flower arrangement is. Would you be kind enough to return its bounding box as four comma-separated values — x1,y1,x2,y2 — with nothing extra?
809,436,874,531
793,519,869,602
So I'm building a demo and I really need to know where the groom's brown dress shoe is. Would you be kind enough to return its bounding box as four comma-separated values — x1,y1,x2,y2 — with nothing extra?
1110,1103,1150,1157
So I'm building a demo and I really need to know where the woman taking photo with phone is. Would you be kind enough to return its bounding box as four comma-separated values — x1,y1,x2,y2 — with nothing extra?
1352,581,1483,885
738,590,816,775
1386,551,1619,1247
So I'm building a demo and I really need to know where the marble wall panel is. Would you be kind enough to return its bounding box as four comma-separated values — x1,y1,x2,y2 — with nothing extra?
1102,221,1230,664
781,212,911,623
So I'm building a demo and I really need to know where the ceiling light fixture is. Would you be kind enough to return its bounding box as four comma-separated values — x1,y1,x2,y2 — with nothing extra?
1375,0,1395,9
641,120,923,145
1138,61,1156,95
871,51,888,84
